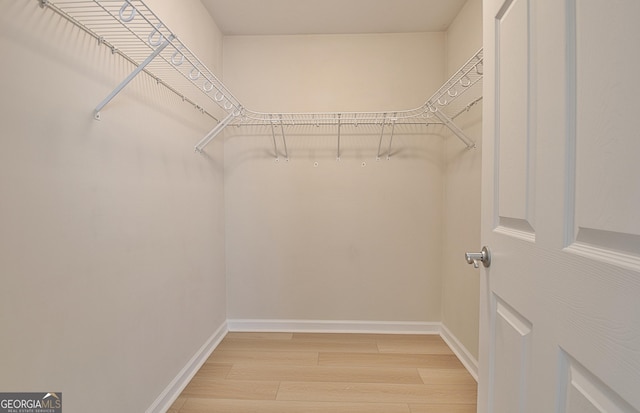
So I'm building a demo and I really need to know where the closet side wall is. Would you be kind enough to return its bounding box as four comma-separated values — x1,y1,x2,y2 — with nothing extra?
0,1,226,412
223,33,447,324
441,0,483,360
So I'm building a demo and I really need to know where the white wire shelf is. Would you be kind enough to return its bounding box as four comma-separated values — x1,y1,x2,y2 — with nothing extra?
40,0,482,154
235,49,483,152
42,0,243,122
238,50,483,128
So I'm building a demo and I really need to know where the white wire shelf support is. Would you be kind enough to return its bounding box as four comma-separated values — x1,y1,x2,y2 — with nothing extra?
41,0,244,143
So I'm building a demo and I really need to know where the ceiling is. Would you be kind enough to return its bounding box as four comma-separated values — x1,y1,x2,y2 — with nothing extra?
200,0,468,36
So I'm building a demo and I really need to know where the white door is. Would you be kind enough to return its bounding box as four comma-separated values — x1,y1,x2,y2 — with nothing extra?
479,0,640,412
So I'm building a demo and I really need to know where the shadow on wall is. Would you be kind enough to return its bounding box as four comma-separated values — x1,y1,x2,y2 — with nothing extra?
223,123,451,170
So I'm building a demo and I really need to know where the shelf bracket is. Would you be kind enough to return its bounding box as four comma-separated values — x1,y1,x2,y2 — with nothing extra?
336,114,342,161
279,115,289,161
431,108,476,149
386,115,397,160
94,35,174,120
376,114,387,161
270,116,279,160
194,112,236,152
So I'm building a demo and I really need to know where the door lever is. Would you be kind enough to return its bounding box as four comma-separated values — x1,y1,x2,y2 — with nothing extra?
465,246,491,268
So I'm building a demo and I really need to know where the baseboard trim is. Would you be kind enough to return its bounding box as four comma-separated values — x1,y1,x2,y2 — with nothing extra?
227,319,441,335
146,321,228,413
440,323,478,381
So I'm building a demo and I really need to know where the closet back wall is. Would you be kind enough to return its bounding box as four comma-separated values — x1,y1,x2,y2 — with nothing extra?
0,1,226,412
223,33,447,325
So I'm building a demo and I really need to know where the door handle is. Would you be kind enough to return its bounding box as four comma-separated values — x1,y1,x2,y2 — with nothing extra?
465,246,491,268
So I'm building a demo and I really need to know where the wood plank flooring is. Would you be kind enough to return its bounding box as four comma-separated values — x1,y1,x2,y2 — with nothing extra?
168,332,477,413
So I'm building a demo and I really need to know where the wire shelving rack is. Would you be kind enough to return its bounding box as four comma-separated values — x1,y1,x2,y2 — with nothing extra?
40,0,483,155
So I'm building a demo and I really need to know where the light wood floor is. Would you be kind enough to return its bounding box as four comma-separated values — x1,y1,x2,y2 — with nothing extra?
168,332,477,413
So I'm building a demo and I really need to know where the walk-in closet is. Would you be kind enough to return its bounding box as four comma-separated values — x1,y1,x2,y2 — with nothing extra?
1,0,483,411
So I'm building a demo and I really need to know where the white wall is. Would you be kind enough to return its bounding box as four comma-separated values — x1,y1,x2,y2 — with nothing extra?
441,0,483,360
223,33,448,324
0,1,226,411
223,33,443,113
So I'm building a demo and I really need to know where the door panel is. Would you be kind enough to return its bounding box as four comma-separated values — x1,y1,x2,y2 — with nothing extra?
481,0,640,412
570,0,640,258
560,353,638,413
496,0,535,236
491,296,532,413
